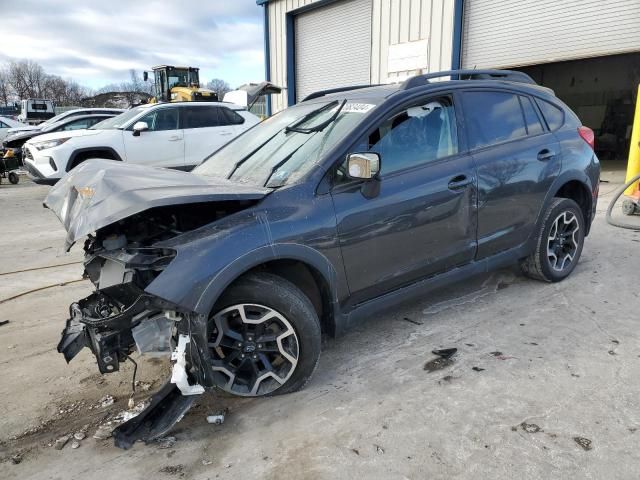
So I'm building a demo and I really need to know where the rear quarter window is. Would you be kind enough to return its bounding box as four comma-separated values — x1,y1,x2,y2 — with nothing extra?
221,108,245,125
535,98,564,131
519,96,544,135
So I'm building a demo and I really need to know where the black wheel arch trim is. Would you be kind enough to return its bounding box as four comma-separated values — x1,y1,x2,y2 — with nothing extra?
539,170,595,237
67,147,123,171
168,243,343,335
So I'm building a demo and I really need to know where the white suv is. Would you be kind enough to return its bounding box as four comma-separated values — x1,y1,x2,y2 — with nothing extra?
23,102,259,184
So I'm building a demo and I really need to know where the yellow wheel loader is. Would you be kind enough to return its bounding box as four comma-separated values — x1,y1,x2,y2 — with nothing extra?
144,66,218,103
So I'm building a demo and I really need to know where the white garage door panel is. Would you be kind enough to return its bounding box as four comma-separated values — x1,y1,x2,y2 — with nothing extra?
462,0,640,68
295,0,372,102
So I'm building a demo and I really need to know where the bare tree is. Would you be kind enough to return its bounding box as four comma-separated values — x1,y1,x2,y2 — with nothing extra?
0,68,13,105
206,78,231,99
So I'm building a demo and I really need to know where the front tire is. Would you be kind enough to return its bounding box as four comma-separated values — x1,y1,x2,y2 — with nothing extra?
209,272,321,397
521,198,585,282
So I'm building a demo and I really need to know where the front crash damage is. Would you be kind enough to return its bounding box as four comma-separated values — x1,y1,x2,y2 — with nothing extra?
45,160,270,448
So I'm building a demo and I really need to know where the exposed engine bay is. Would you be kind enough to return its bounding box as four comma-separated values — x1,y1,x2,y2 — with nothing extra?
56,202,255,448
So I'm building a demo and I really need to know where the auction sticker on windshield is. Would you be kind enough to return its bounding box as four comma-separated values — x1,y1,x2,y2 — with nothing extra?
341,103,375,113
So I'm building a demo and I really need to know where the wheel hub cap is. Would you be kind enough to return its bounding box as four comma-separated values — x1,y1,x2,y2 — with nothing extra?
209,303,299,396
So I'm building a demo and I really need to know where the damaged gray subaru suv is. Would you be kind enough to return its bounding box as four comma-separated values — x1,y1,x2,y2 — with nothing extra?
45,70,599,448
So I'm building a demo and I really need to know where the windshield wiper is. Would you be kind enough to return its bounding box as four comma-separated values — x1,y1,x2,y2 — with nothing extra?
226,129,282,179
284,100,346,134
263,143,307,187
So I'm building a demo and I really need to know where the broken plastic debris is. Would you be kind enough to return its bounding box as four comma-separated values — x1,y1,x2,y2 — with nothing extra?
170,335,205,395
73,432,86,441
71,440,80,449
202,459,213,466
206,412,226,425
432,348,457,359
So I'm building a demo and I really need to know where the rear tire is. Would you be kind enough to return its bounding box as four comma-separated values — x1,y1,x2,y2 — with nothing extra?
209,272,321,397
520,198,585,282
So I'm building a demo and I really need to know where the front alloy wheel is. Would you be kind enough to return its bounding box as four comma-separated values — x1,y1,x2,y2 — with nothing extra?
210,304,299,396
208,273,321,397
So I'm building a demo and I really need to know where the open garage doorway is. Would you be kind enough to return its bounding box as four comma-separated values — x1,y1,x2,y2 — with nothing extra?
519,53,640,162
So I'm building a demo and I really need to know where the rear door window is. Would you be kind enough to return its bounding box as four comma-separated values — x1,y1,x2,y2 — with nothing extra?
535,98,564,131
58,118,98,131
462,91,527,149
181,106,222,129
519,96,544,135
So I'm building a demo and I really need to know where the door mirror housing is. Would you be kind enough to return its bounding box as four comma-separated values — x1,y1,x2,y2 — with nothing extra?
346,152,381,180
143,71,148,82
132,121,149,136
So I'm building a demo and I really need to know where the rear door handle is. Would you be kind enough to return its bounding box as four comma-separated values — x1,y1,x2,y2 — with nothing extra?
168,135,181,141
448,174,473,191
220,131,233,136
537,148,555,161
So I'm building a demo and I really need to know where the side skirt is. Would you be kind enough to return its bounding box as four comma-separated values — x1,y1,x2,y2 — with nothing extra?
343,243,530,329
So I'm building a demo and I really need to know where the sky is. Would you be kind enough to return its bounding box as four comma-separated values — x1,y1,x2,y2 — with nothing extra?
0,0,265,89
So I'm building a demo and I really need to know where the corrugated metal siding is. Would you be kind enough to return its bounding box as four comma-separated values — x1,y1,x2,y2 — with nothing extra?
265,0,456,112
462,0,640,69
371,0,455,82
295,0,372,102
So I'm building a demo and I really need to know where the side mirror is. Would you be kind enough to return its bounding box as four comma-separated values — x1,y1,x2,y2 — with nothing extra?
132,121,149,136
346,152,380,180
143,71,149,82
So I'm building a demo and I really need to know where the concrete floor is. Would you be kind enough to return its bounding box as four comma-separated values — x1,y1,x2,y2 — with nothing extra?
0,166,639,479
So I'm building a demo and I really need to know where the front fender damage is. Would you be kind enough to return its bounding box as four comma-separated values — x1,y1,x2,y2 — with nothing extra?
45,167,267,448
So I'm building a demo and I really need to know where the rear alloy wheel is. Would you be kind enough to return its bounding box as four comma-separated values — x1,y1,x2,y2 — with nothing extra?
209,273,321,397
546,211,580,272
521,197,585,282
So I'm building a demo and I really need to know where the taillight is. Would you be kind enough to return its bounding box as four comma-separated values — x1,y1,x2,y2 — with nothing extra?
578,126,595,150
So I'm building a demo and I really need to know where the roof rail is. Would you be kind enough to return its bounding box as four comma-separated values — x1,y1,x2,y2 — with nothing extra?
400,69,536,90
301,84,381,102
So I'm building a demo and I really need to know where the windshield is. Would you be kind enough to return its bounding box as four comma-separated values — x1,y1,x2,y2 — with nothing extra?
194,100,377,187
90,106,147,130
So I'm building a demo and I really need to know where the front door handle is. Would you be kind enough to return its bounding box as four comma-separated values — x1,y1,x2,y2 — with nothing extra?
168,135,181,141
448,174,473,191
537,148,555,161
220,131,233,136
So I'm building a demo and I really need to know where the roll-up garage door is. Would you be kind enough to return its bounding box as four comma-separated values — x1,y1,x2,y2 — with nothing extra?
462,0,640,69
295,0,372,102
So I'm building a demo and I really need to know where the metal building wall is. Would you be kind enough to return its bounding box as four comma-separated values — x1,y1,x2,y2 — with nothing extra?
462,0,640,69
264,0,456,112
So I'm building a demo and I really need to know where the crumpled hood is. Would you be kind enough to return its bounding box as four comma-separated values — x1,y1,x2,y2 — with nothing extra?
44,159,272,250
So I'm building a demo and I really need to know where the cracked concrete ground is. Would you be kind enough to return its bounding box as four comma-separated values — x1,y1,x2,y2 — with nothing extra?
0,165,639,479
